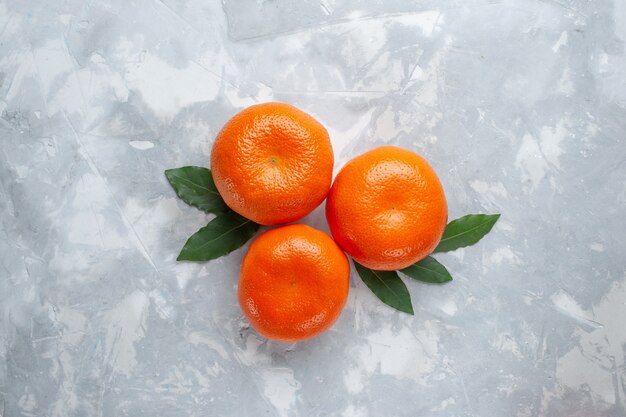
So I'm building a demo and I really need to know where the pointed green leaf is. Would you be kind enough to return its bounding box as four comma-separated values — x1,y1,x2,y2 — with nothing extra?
165,166,228,214
354,262,414,315
400,256,453,284
434,214,500,253
177,211,259,262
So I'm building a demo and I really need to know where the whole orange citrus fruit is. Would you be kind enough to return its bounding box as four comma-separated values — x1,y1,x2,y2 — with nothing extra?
326,146,448,271
238,224,350,342
211,103,333,225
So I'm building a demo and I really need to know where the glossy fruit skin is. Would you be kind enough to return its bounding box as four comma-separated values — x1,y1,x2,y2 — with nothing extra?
238,224,350,342
211,103,334,226
326,146,448,271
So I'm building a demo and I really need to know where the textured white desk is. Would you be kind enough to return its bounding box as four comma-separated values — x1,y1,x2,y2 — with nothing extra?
1,1,625,416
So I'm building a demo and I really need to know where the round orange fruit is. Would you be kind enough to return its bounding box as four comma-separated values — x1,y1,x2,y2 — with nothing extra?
238,224,350,342
211,102,333,225
326,146,448,271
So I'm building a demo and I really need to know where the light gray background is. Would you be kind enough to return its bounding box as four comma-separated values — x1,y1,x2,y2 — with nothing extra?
1,0,625,416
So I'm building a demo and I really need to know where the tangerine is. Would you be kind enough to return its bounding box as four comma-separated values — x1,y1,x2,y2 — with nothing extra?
238,224,350,342
326,146,448,271
211,103,333,225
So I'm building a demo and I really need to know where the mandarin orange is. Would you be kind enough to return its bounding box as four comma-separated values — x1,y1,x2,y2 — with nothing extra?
238,224,350,342
211,103,333,225
326,146,447,271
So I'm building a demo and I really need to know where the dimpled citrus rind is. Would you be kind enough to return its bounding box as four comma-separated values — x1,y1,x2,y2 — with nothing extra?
238,224,350,342
211,103,334,225
326,146,448,271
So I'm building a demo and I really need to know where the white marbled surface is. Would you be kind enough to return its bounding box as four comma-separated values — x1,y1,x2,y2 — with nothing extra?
1,0,626,416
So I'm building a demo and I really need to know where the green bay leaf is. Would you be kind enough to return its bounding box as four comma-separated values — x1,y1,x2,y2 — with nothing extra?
354,262,414,315
165,166,228,214
400,256,452,284
177,211,259,262
434,214,500,253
